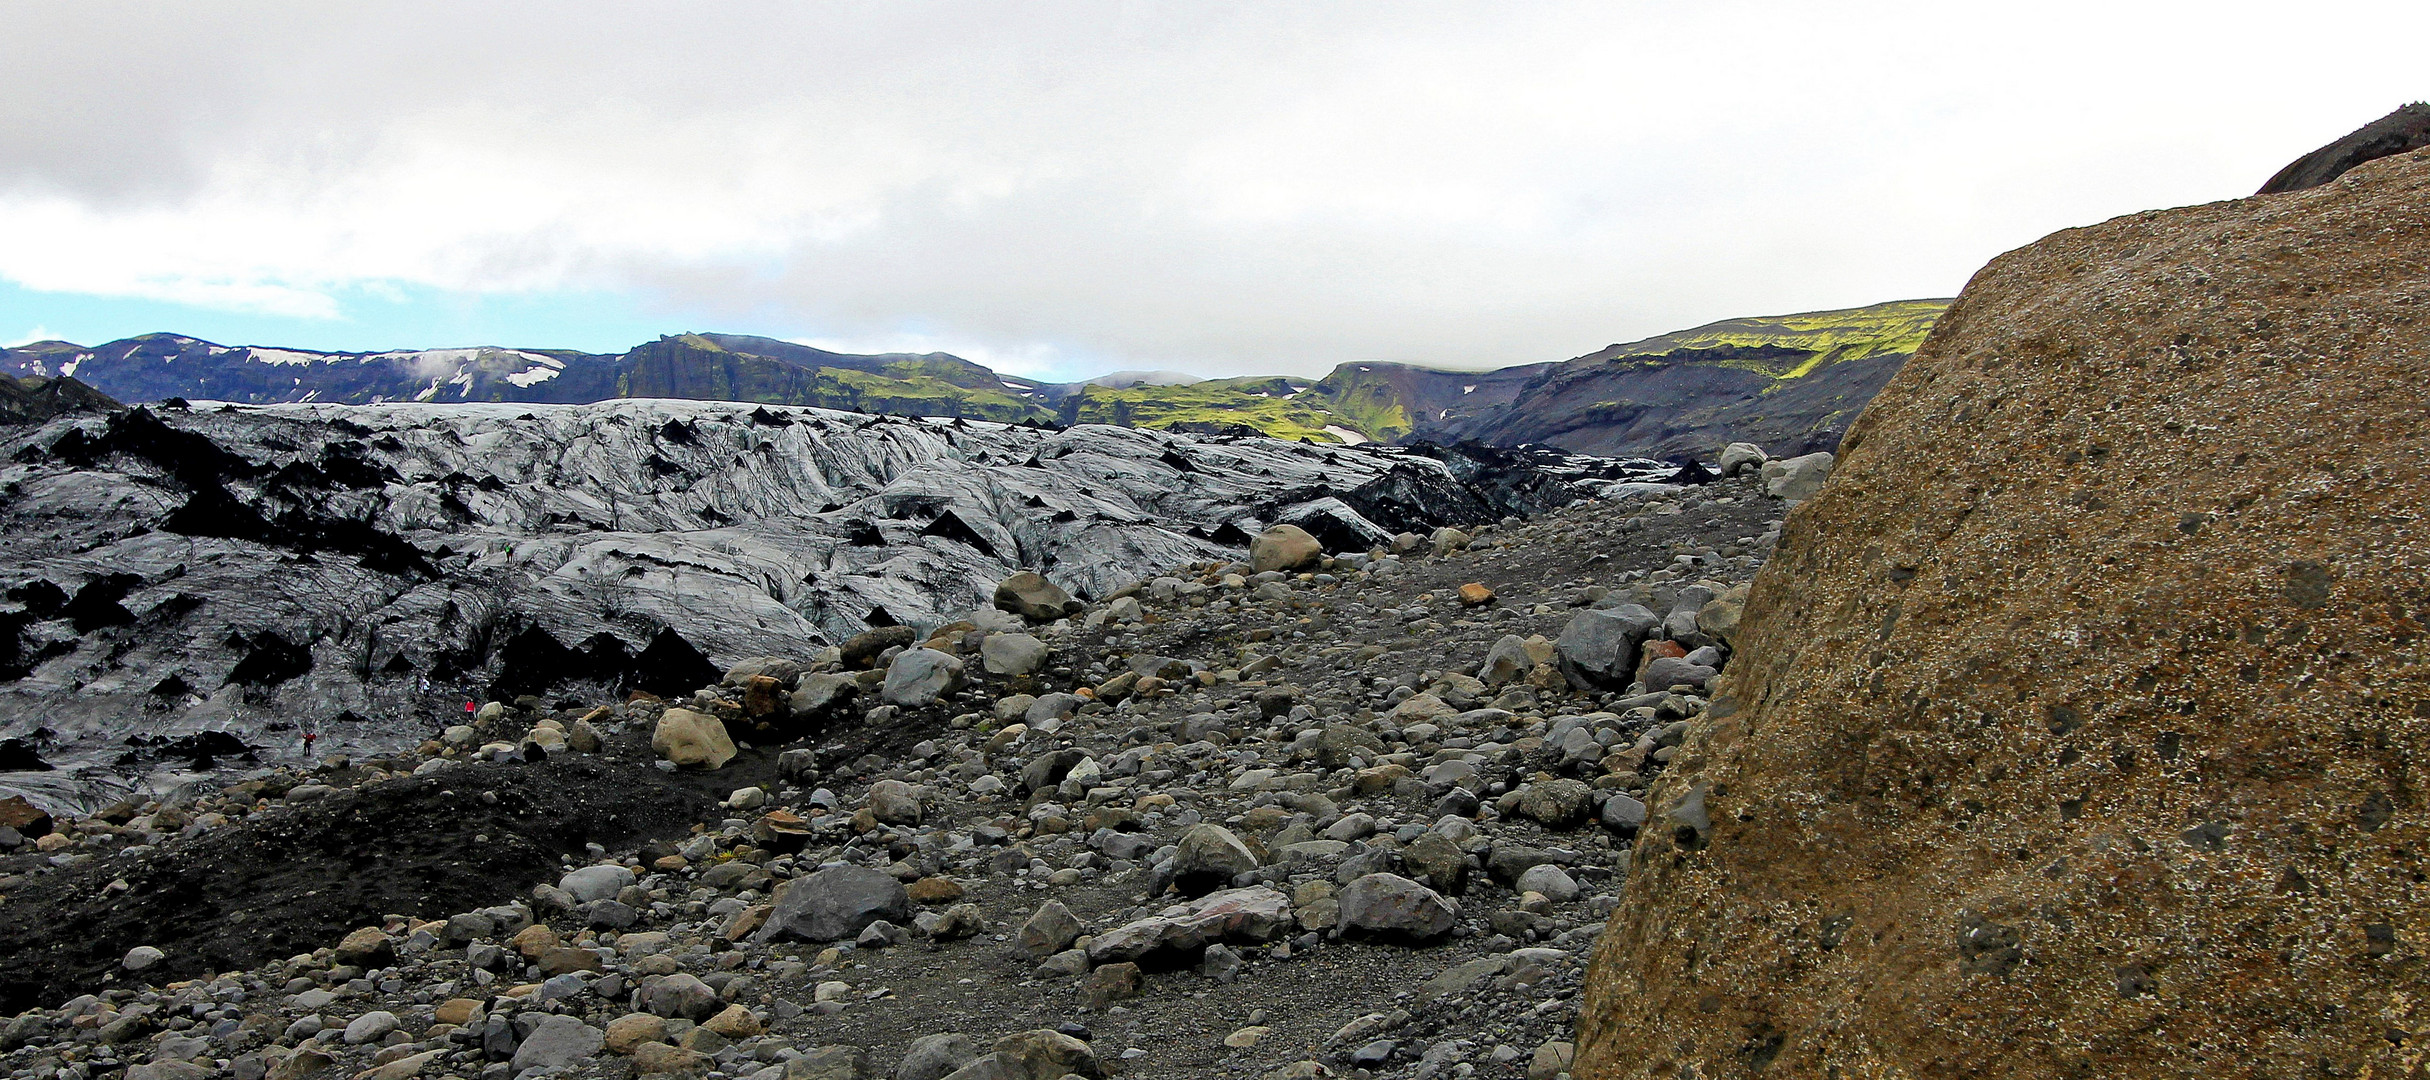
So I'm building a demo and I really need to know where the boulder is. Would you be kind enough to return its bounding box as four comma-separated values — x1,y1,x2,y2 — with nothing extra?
1555,605,1659,688
1715,442,1767,477
1169,823,1260,894
1514,779,1593,829
990,1030,1100,1080
722,656,801,689
510,1015,603,1072
333,926,394,967
1515,864,1580,902
1335,873,1456,941
604,1014,667,1054
1249,525,1322,573
992,573,1081,622
0,795,52,838
782,1045,870,1080
1087,886,1294,964
1639,655,1717,693
1013,901,1084,960
881,648,964,707
637,973,720,1020
866,779,922,825
1695,584,1748,645
789,673,859,719
1401,832,1469,895
560,863,635,904
651,708,736,769
896,1033,980,1080
1759,451,1834,501
753,866,913,943
1579,146,2430,1079
979,633,1050,676
840,626,918,669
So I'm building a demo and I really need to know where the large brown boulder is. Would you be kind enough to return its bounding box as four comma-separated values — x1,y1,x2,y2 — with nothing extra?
1576,149,2430,1078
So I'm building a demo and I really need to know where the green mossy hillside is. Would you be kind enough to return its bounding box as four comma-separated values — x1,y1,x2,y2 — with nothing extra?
1064,377,1364,442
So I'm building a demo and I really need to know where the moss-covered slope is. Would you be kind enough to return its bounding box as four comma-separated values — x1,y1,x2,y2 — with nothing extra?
1450,299,1952,458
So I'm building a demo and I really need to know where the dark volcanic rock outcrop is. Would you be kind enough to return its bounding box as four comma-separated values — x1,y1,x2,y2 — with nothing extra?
1578,148,2430,1077
2258,101,2430,193
0,375,117,425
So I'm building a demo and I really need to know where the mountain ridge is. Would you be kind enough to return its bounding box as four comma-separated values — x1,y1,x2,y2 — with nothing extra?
1,298,1950,457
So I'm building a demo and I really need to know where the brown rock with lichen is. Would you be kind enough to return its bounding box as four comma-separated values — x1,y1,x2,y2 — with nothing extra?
1576,148,2430,1078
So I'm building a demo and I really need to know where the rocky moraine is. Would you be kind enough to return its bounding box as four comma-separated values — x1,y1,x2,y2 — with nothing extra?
0,448,1825,1080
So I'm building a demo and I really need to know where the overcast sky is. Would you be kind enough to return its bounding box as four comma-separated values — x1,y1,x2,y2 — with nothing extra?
2,2,2422,380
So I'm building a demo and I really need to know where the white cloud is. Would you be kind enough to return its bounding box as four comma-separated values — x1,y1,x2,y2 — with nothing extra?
8,325,54,348
1,1,2424,375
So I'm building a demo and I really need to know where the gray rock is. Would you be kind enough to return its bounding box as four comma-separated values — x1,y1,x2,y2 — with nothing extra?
1515,779,1594,829
1014,901,1085,960
1762,451,1835,501
1336,873,1457,940
723,656,802,689
785,1044,872,1080
979,633,1049,677
1315,723,1385,769
1515,864,1580,902
1024,693,1083,725
638,973,721,1020
1201,942,1243,983
1486,843,1564,884
1087,887,1295,964
993,573,1080,622
897,1033,980,1080
1479,635,1534,686
882,649,965,707
510,1015,603,1071
1556,606,1660,688
121,945,164,972
1351,1040,1400,1068
790,673,860,719
867,779,923,825
1601,793,1647,834
1641,656,1718,692
1170,823,1260,894
1402,832,1470,895
1717,442,1768,477
559,864,635,904
754,866,914,943
1018,749,1086,796
341,1011,398,1045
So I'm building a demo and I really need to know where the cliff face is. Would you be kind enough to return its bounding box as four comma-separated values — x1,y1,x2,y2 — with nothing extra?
1576,149,2430,1077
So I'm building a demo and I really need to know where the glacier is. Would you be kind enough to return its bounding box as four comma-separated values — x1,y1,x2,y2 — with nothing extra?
0,398,1639,806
